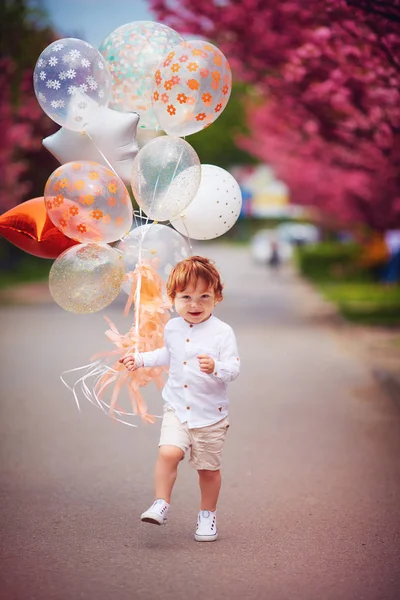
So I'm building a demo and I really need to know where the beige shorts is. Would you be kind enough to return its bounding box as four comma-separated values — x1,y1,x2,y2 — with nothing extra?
159,407,229,471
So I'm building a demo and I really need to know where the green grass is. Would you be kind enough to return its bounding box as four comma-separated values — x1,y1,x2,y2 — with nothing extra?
318,282,400,326
0,256,52,289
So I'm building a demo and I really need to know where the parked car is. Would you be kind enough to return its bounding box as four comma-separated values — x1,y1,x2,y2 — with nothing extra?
276,222,319,246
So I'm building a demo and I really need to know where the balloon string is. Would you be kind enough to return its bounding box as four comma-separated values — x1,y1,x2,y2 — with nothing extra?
180,218,194,254
85,130,139,230
85,131,120,179
165,218,193,255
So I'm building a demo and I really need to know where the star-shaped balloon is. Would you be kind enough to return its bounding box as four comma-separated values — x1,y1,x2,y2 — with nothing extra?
0,197,77,259
43,107,140,184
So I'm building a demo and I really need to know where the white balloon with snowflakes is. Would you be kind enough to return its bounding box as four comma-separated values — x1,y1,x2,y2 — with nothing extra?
33,38,112,131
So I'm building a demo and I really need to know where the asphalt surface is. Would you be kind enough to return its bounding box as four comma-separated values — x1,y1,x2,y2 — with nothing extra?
1,244,399,600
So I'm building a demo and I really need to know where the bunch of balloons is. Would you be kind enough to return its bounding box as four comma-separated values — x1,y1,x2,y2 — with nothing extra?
0,21,243,317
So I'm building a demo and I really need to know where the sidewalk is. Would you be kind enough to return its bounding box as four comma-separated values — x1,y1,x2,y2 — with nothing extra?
0,280,53,305
294,273,400,407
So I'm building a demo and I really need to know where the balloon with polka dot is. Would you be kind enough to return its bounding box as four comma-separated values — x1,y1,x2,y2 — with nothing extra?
171,165,242,240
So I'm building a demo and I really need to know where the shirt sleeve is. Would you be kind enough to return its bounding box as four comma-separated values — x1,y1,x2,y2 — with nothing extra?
212,327,240,383
140,346,170,368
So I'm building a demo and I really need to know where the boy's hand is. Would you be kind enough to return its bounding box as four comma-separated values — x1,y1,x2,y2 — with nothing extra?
198,354,215,374
119,354,137,372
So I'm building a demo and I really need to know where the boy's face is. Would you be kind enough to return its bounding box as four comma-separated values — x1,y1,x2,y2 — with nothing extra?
174,277,219,324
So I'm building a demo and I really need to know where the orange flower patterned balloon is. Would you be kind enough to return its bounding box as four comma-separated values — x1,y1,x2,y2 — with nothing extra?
152,40,232,137
44,161,133,243
0,197,77,258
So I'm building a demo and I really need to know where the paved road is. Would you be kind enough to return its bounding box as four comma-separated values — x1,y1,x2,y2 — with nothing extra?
1,245,399,600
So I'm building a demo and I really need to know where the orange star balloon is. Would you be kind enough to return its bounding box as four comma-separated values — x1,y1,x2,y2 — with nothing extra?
0,197,78,259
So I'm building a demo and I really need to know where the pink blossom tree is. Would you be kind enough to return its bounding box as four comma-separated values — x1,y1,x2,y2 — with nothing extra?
0,59,56,213
150,0,400,229
0,0,57,214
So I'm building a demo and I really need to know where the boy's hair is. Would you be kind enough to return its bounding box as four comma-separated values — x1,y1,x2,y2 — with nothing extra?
167,256,224,301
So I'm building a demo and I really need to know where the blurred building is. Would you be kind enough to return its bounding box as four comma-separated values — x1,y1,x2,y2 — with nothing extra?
231,164,305,218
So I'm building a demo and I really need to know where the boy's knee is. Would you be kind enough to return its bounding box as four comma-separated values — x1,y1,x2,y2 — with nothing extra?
158,445,184,463
198,469,220,479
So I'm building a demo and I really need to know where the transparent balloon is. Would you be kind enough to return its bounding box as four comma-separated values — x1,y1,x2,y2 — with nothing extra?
99,21,184,129
152,40,232,137
44,161,133,243
33,38,112,131
130,136,201,222
171,165,242,240
117,223,191,294
49,243,124,314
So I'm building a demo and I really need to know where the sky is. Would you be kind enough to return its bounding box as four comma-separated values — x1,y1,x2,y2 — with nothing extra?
36,0,156,49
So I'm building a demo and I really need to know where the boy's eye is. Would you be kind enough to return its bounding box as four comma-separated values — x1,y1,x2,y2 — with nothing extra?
181,295,190,299
202,295,210,299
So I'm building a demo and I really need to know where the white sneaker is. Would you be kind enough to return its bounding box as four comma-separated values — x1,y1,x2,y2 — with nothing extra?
195,510,218,542
140,499,170,525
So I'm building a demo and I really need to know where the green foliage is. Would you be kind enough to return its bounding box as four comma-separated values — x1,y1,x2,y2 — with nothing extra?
319,282,400,326
295,242,370,282
0,243,51,289
0,0,54,101
297,241,400,325
188,83,258,169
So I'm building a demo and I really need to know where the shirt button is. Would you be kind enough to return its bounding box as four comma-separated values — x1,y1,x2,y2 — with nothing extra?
214,372,218,375
186,406,190,410
183,361,187,365
190,324,193,328
186,339,190,342
184,384,188,388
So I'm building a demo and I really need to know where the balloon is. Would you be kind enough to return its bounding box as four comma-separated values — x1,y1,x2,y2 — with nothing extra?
99,21,184,129
171,165,242,240
130,136,201,222
44,161,133,244
136,129,165,149
43,107,139,185
49,243,124,314
116,223,191,294
33,38,112,131
152,40,232,136
0,197,77,258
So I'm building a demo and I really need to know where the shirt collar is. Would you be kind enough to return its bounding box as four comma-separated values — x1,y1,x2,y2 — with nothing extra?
180,315,215,328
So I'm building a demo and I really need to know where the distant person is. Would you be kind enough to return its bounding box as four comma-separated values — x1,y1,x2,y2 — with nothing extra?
268,240,281,270
120,256,240,542
383,230,400,284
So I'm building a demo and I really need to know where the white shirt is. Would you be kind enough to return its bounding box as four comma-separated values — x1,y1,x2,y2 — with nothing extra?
139,315,240,428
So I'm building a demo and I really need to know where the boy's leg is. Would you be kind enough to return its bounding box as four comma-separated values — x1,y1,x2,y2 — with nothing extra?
155,445,184,504
198,469,221,512
189,417,229,510
141,445,183,525
195,470,220,541
141,408,189,525
190,418,229,541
